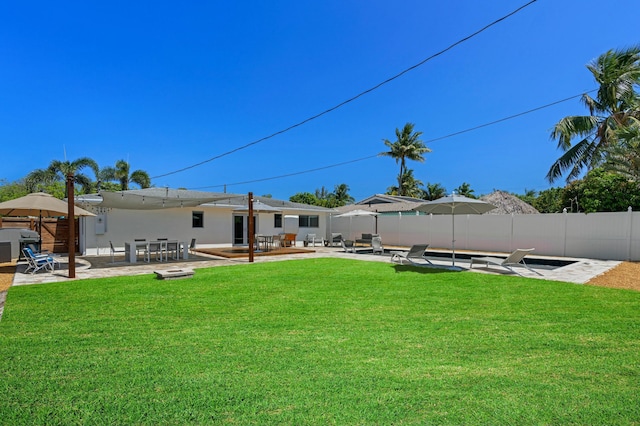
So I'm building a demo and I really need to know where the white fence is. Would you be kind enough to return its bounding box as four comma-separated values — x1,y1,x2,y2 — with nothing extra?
330,210,640,261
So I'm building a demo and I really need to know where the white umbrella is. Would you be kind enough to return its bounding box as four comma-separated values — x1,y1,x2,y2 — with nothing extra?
335,209,379,240
413,194,496,267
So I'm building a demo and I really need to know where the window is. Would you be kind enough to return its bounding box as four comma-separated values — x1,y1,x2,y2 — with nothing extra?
192,211,204,228
299,215,319,228
274,214,282,228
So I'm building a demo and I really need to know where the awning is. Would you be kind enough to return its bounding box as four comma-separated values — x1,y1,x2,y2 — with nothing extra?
88,189,236,210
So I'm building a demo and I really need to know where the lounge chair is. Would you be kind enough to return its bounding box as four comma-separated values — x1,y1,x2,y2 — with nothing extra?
341,239,356,253
22,247,56,274
372,236,384,255
470,248,541,276
188,238,197,254
390,244,433,266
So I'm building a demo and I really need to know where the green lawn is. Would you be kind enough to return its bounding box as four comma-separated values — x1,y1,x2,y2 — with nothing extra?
1,258,638,425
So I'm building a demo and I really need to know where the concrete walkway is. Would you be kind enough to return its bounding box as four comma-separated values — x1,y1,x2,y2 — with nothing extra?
11,245,619,287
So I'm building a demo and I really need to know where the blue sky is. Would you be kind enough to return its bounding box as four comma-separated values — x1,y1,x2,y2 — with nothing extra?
1,1,638,202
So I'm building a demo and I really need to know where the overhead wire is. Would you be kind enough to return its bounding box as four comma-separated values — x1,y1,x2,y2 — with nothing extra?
191,89,595,190
151,0,538,180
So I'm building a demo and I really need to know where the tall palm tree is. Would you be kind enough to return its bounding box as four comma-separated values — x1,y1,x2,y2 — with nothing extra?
547,45,640,183
114,160,151,190
26,157,99,194
379,123,431,196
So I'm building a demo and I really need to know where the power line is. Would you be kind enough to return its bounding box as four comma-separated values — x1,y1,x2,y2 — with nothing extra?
190,89,593,191
152,0,538,180
191,155,379,190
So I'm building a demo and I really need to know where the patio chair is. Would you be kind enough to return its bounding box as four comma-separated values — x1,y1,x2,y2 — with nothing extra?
372,236,384,255
109,241,126,263
189,238,197,254
390,244,433,266
166,241,179,260
341,239,356,253
470,248,541,276
22,247,55,274
305,233,323,247
145,241,166,262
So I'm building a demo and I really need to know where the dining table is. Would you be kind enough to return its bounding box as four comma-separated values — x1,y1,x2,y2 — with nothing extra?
124,240,189,263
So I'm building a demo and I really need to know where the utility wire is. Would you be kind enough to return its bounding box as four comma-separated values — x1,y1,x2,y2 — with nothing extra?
192,89,593,190
152,0,538,180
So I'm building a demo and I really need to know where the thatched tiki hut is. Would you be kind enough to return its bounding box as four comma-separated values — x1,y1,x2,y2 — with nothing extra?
480,190,539,215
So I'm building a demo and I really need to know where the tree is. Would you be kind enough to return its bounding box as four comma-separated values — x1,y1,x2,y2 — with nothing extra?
548,45,640,183
0,179,29,202
386,169,424,198
26,157,99,195
454,182,475,198
424,182,447,200
602,118,640,182
379,123,431,196
331,183,354,206
289,192,320,205
562,168,640,212
114,160,151,190
531,187,565,213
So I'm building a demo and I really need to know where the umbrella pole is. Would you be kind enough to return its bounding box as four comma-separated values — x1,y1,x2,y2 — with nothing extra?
452,212,456,266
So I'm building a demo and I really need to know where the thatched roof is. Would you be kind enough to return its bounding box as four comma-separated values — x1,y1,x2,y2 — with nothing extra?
480,190,539,215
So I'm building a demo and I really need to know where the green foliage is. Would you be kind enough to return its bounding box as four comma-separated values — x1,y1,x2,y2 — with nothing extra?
424,182,447,200
1,259,639,424
379,122,431,196
386,169,425,198
454,182,475,198
563,168,640,212
0,179,29,202
293,184,354,207
530,187,565,213
548,45,640,182
289,191,320,205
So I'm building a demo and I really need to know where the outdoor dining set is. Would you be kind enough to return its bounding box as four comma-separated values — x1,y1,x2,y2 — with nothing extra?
111,239,191,263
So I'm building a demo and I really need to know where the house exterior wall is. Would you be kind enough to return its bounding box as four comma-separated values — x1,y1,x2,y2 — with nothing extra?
332,210,640,261
81,205,330,255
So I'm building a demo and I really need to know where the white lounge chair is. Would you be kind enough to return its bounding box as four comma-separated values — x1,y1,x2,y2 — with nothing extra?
390,244,432,266
470,248,541,276
341,239,356,253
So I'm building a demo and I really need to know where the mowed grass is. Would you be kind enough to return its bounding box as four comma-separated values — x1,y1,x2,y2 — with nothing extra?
0,258,638,425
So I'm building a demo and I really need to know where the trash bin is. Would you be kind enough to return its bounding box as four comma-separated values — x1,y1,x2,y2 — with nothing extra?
0,241,11,263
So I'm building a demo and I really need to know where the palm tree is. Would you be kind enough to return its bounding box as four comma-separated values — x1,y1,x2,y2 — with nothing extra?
603,118,640,182
379,123,431,196
26,157,99,194
424,182,447,200
454,182,476,198
332,183,354,206
547,45,640,183
386,169,424,198
114,160,151,190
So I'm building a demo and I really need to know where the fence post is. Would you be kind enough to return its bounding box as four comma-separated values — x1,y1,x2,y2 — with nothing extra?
628,206,633,261
563,208,568,257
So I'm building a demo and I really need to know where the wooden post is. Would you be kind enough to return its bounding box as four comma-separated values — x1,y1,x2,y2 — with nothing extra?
67,173,76,278
248,192,254,263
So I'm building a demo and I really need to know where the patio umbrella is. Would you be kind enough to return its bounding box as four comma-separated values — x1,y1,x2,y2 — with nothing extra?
0,192,95,237
335,209,379,239
413,194,496,267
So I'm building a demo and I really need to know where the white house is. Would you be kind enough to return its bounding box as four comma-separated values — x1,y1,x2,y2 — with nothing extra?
76,188,335,255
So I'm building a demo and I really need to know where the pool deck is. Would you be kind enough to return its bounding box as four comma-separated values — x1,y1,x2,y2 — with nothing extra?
10,245,620,287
